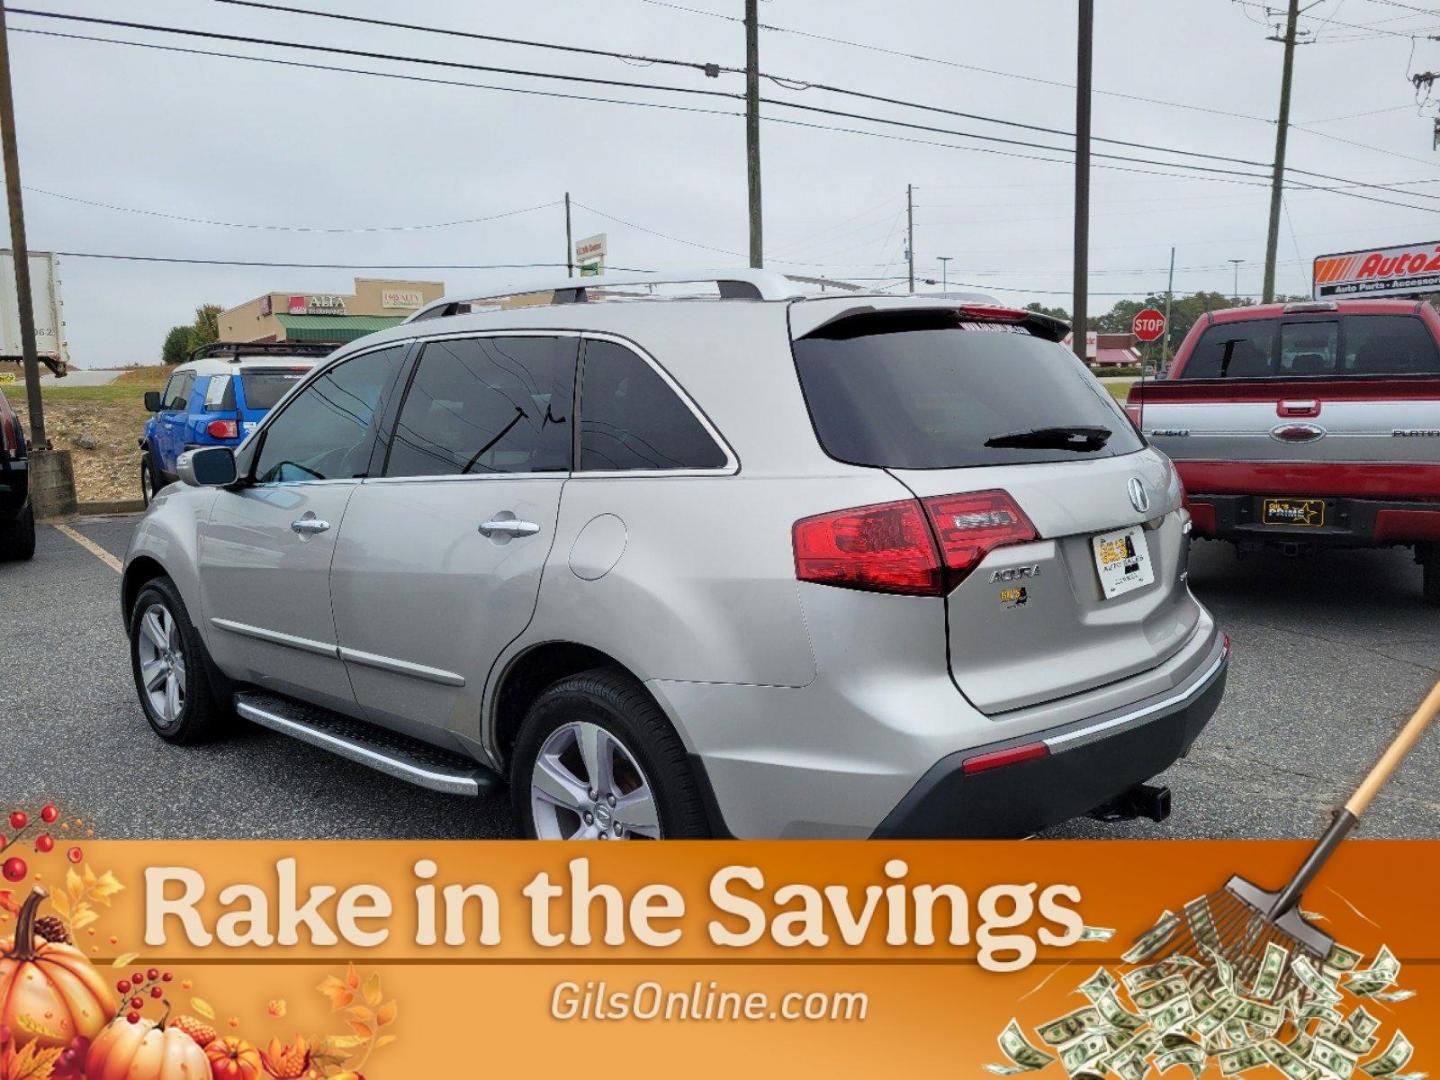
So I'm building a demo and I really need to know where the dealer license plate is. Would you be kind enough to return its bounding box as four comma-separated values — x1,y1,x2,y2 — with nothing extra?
1262,497,1325,527
1091,525,1155,600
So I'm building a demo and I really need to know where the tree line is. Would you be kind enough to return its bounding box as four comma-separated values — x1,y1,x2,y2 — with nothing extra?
160,304,222,366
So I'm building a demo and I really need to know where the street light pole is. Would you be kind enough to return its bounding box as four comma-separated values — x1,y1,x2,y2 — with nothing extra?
1229,258,1243,303
937,256,951,294
1072,0,1094,364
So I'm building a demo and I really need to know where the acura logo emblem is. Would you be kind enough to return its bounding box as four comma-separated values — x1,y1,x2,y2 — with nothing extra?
1128,477,1150,514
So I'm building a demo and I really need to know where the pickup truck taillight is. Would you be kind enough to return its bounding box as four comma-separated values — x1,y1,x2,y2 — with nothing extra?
793,490,1037,597
206,419,239,439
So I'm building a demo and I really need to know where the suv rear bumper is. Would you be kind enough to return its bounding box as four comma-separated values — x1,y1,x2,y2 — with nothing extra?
0,456,28,517
871,640,1227,838
1188,493,1440,548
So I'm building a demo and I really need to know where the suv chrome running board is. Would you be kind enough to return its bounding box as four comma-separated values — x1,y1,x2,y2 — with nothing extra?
234,691,496,796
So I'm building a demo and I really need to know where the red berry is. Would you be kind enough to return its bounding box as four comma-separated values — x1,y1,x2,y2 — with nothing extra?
126,1012,140,1025
161,972,173,982
8,811,26,831
146,967,159,981
40,805,58,824
150,986,162,999
116,980,130,994
66,846,82,864
129,996,143,1010
131,972,144,985
34,834,53,853
1,857,26,882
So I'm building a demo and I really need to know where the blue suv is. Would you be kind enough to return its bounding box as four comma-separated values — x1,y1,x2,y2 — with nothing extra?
140,342,329,503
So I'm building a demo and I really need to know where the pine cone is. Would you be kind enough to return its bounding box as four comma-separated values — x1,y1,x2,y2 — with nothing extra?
33,915,70,944
171,1015,217,1048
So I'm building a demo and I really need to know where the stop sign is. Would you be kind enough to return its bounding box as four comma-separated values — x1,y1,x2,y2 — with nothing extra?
1132,308,1166,343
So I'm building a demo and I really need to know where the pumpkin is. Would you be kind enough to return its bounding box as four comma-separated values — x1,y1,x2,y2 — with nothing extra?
86,1014,210,1080
0,888,115,1049
206,1035,264,1080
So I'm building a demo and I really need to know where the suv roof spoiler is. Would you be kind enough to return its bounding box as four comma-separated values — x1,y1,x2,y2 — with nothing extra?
189,341,336,362
404,268,814,323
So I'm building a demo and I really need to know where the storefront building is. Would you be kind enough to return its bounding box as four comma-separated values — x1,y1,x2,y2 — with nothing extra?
218,278,445,345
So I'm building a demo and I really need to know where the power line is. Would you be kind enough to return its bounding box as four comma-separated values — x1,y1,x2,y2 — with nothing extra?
635,0,1275,124
25,187,562,232
21,21,1440,213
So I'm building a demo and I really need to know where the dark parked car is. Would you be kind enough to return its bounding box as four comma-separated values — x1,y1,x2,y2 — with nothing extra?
0,385,35,560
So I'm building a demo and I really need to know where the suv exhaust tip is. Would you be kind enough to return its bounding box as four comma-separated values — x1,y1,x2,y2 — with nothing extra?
1087,782,1172,824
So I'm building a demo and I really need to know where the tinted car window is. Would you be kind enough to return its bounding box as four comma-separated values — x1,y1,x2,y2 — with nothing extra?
253,346,405,484
579,340,726,471
1278,321,1338,376
792,312,1143,470
241,369,308,410
385,336,576,478
1177,320,1277,379
1342,315,1440,375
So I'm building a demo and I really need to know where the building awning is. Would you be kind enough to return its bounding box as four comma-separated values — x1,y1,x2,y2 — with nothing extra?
1094,347,1141,367
274,314,405,343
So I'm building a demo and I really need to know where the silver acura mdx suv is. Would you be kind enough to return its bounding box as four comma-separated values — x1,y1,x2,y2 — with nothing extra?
123,270,1228,839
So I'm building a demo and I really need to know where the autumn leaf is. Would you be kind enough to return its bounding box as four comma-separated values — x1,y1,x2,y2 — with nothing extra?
322,1035,365,1053
191,998,216,1020
70,907,98,932
81,864,96,889
90,871,124,905
317,976,354,1011
65,869,83,902
14,1014,64,1041
111,952,138,968
374,1034,398,1050
375,1000,397,1027
3,1041,63,1080
346,1021,373,1041
361,972,382,1008
45,892,66,919
0,891,19,917
344,963,360,990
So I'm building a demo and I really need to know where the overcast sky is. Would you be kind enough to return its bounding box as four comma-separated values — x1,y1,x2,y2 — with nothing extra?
10,0,1440,367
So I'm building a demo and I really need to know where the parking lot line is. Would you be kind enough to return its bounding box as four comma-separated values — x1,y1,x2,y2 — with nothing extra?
52,521,123,574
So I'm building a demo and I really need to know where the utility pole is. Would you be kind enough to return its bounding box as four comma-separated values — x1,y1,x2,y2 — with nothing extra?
1162,246,1175,370
906,183,915,294
0,1,43,447
744,0,762,268
564,192,573,278
1072,0,1093,364
1263,0,1301,304
938,255,951,294
1228,258,1243,303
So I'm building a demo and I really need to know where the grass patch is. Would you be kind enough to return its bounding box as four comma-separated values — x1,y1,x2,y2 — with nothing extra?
113,366,171,387
1105,380,1134,401
33,383,155,407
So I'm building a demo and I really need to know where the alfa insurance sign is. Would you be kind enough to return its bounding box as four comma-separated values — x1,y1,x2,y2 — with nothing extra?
1313,240,1440,299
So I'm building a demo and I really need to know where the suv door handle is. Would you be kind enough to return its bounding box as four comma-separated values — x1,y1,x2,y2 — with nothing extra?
479,518,540,538
291,518,331,534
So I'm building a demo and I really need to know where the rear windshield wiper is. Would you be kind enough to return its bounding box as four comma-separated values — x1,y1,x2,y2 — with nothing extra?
984,425,1112,451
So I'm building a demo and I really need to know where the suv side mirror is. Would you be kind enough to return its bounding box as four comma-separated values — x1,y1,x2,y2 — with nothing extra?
143,390,162,412
177,446,237,488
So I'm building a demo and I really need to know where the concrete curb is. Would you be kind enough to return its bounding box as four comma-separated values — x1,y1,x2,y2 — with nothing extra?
74,499,146,517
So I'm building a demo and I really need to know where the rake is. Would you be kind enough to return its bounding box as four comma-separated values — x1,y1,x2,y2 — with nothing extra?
1131,677,1440,1004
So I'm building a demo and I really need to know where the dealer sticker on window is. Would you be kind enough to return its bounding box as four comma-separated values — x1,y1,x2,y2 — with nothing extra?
1091,525,1155,600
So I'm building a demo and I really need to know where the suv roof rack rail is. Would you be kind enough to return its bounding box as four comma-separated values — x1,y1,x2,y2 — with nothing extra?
189,341,337,362
405,268,809,323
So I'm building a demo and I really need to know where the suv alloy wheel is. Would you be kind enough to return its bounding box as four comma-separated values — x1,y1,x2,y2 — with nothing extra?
128,577,229,743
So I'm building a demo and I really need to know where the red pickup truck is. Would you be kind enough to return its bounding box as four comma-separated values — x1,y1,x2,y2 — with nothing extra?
1126,299,1440,604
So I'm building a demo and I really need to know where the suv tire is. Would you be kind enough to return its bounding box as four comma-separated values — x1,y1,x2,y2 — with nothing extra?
0,502,35,561
1423,544,1439,607
128,575,230,743
511,668,710,840
140,455,157,506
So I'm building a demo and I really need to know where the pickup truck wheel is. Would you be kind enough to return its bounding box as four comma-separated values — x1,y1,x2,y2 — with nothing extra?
140,456,156,506
0,502,35,561
128,576,229,743
511,668,710,840
1423,544,1440,607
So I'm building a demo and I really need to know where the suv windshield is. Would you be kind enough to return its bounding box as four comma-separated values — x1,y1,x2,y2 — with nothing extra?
792,312,1143,470
240,368,309,410
1179,314,1440,379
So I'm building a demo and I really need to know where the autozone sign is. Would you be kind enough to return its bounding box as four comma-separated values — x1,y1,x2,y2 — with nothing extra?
1313,240,1440,299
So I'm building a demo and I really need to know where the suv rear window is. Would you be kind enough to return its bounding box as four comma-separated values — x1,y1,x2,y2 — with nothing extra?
1179,314,1440,379
241,369,309,410
792,312,1143,470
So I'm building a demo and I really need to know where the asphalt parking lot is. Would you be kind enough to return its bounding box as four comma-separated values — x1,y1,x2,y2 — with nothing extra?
2,514,1437,841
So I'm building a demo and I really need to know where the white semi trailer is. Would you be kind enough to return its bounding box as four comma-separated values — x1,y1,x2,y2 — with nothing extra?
0,250,68,376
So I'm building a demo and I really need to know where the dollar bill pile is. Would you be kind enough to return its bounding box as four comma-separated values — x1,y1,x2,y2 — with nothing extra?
985,913,1422,1080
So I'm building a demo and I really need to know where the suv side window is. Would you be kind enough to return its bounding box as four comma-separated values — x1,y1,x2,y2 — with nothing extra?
578,339,727,471
164,372,194,411
385,335,576,477
253,345,406,484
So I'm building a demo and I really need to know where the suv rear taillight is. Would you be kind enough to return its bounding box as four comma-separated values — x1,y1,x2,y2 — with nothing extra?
793,489,1037,597
206,419,239,439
